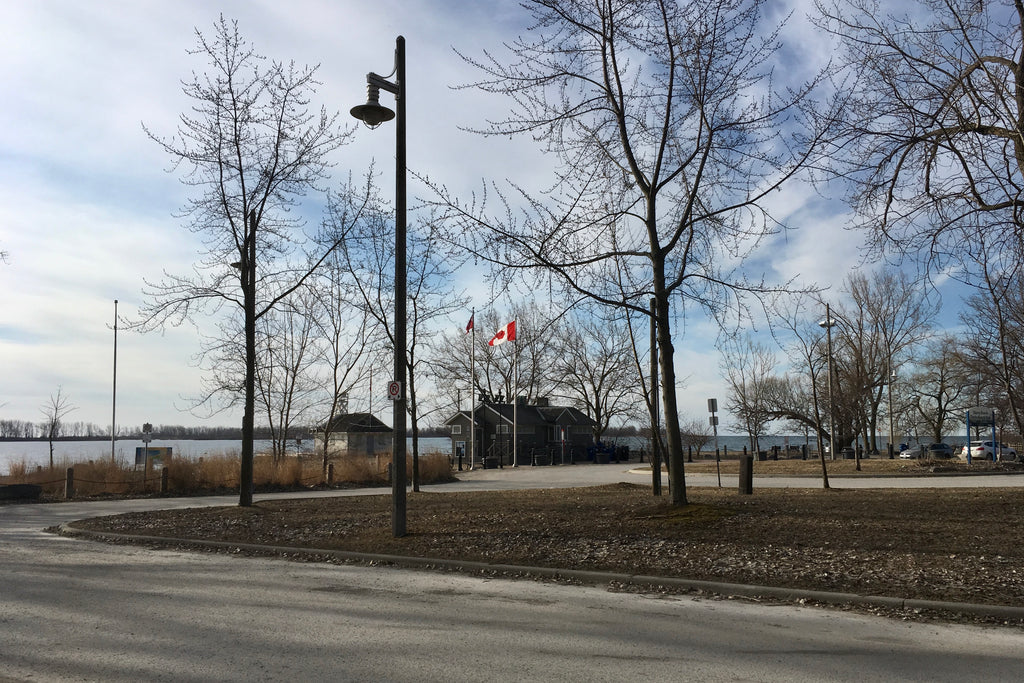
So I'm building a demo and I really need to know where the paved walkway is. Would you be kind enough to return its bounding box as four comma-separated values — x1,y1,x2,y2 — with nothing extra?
440,461,1024,491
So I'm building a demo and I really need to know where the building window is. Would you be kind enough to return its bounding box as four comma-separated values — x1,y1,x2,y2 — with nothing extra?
451,424,462,435
498,424,510,434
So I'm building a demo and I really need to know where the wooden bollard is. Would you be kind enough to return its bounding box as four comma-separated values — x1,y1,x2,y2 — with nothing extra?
738,455,753,495
65,467,74,500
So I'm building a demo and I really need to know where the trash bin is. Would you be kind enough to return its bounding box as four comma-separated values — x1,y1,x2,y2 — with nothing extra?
0,484,42,501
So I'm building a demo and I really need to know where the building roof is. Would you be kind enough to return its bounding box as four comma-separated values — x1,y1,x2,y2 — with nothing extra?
444,402,597,428
536,406,598,426
322,412,392,433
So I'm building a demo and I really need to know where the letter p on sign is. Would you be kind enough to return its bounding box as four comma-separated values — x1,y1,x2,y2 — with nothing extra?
387,381,403,401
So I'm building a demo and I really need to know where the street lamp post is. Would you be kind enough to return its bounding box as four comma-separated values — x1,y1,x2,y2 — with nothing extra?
111,299,118,462
819,305,837,461
351,36,407,538
887,364,896,458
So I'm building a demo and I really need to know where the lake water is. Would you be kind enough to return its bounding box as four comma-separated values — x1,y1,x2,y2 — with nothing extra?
3,432,967,475
0,434,844,475
0,437,463,474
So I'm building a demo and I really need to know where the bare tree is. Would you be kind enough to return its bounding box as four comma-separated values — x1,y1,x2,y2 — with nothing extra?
818,1,1024,443
770,294,832,487
333,193,469,488
956,260,1024,437
39,387,76,469
428,303,561,413
817,0,1024,267
908,336,973,443
253,294,320,461
432,0,835,504
308,251,375,471
548,308,644,442
138,17,354,505
829,272,937,457
722,338,777,456
678,417,713,458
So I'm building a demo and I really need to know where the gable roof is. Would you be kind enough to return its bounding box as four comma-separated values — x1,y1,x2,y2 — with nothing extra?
536,406,598,426
443,410,479,427
443,402,597,429
322,412,392,433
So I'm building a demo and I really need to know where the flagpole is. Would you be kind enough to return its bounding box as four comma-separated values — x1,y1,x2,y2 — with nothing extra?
470,308,476,471
513,333,518,467
487,319,517,467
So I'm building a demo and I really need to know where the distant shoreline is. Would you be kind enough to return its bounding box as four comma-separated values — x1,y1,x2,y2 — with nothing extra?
0,436,242,443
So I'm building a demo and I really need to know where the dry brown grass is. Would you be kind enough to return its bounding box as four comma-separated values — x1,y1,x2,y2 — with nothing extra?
1,450,455,498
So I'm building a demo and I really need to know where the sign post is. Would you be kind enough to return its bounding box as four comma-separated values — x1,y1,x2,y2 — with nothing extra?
965,407,997,463
708,399,721,488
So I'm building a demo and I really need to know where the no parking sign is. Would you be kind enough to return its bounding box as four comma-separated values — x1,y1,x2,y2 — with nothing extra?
387,381,403,401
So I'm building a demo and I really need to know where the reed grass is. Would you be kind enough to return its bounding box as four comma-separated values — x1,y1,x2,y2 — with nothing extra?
0,449,455,498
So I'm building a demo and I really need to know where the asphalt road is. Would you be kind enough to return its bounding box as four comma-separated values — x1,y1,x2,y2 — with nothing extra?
3,464,1024,681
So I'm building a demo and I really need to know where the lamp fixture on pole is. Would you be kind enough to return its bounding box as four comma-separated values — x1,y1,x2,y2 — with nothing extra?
351,36,407,538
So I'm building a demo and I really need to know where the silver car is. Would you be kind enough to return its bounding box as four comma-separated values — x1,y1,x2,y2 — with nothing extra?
899,445,925,459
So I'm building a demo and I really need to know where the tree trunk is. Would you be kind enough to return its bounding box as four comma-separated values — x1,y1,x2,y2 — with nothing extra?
652,263,687,506
409,369,420,492
239,212,257,507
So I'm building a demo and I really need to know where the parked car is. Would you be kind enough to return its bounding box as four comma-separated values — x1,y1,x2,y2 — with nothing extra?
899,445,924,460
925,442,954,459
899,443,953,459
961,441,1018,461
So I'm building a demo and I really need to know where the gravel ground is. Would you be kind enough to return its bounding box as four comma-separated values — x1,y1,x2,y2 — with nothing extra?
68,477,1024,626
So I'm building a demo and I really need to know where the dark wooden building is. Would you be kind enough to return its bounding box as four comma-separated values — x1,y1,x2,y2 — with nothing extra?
444,398,597,466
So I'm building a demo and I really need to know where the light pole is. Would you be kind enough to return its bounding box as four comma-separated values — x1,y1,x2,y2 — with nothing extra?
351,36,407,538
887,364,896,457
111,299,118,462
819,305,837,461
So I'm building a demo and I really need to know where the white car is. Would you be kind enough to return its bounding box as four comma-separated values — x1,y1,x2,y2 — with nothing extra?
962,441,1018,461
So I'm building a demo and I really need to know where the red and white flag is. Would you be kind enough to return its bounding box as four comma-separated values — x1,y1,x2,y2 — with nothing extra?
488,320,516,346
465,313,474,334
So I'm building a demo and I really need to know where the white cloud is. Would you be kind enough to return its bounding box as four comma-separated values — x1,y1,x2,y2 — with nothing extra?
0,0,964,433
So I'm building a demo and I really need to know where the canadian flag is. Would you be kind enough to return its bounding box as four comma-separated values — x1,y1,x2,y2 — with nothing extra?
488,320,516,346
465,313,474,334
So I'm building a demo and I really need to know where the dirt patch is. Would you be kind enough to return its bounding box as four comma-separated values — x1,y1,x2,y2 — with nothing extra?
70,480,1024,626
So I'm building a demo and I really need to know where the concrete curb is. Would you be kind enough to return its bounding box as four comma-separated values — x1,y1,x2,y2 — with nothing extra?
59,522,1024,622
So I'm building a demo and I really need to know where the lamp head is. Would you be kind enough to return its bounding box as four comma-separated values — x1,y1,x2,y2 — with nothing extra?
350,82,395,129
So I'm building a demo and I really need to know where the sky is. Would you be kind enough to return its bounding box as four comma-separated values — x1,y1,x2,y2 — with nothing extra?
0,0,953,433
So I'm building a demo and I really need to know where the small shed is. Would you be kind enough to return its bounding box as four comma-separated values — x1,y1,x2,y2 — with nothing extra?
317,412,393,456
